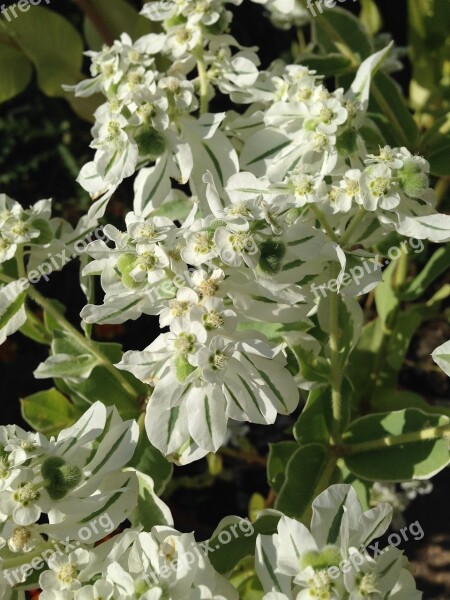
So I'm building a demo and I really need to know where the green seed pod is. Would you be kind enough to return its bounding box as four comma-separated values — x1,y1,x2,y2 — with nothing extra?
136,127,167,160
174,355,197,383
258,239,286,275
399,162,429,198
117,254,141,290
300,545,342,570
42,457,82,500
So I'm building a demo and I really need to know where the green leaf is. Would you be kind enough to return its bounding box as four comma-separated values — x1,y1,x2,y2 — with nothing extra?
129,433,173,496
34,353,99,380
314,7,373,62
299,53,353,78
359,0,382,36
398,245,450,301
267,441,298,493
0,43,32,102
419,115,450,176
127,469,173,531
208,511,281,574
7,5,84,96
275,443,330,519
294,386,332,444
372,390,450,418
21,388,84,436
85,0,157,51
294,387,332,444
343,409,450,481
369,71,420,149
374,261,398,325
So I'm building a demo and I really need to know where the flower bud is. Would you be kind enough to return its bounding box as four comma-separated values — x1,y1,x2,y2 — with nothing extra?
117,254,141,289
399,161,429,198
257,239,286,275
42,456,82,500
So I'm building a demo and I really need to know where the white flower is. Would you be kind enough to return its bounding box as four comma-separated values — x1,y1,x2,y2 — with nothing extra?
40,549,90,593
256,484,420,600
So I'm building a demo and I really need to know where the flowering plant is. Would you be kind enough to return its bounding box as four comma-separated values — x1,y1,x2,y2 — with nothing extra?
1,0,450,598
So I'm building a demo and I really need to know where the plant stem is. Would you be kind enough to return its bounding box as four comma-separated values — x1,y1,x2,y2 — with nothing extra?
339,207,366,247
340,424,450,455
28,286,139,398
329,263,344,443
219,447,267,467
311,206,339,243
0,271,139,400
195,42,209,114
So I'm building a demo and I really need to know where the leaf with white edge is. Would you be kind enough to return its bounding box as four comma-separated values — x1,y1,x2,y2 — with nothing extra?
0,283,27,345
34,353,99,382
255,532,291,596
84,416,139,477
133,154,171,218
396,214,450,242
182,122,239,211
343,409,450,481
127,469,173,531
432,340,450,377
46,470,139,543
348,42,393,106
241,128,291,178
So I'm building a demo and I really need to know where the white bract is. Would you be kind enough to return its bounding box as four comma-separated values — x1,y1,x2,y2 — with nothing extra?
0,402,138,575
38,526,238,600
256,484,421,599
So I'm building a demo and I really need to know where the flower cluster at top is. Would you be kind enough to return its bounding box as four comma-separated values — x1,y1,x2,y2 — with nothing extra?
66,0,450,465
0,404,138,586
256,484,421,600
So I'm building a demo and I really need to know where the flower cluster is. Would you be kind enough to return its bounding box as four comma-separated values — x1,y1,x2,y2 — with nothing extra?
256,484,421,600
72,6,450,465
0,402,138,582
36,526,237,600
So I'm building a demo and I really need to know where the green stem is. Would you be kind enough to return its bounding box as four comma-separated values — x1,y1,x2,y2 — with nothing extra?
340,424,450,455
195,41,209,114
0,272,139,400
339,207,366,248
329,263,343,443
28,286,138,398
311,206,339,243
